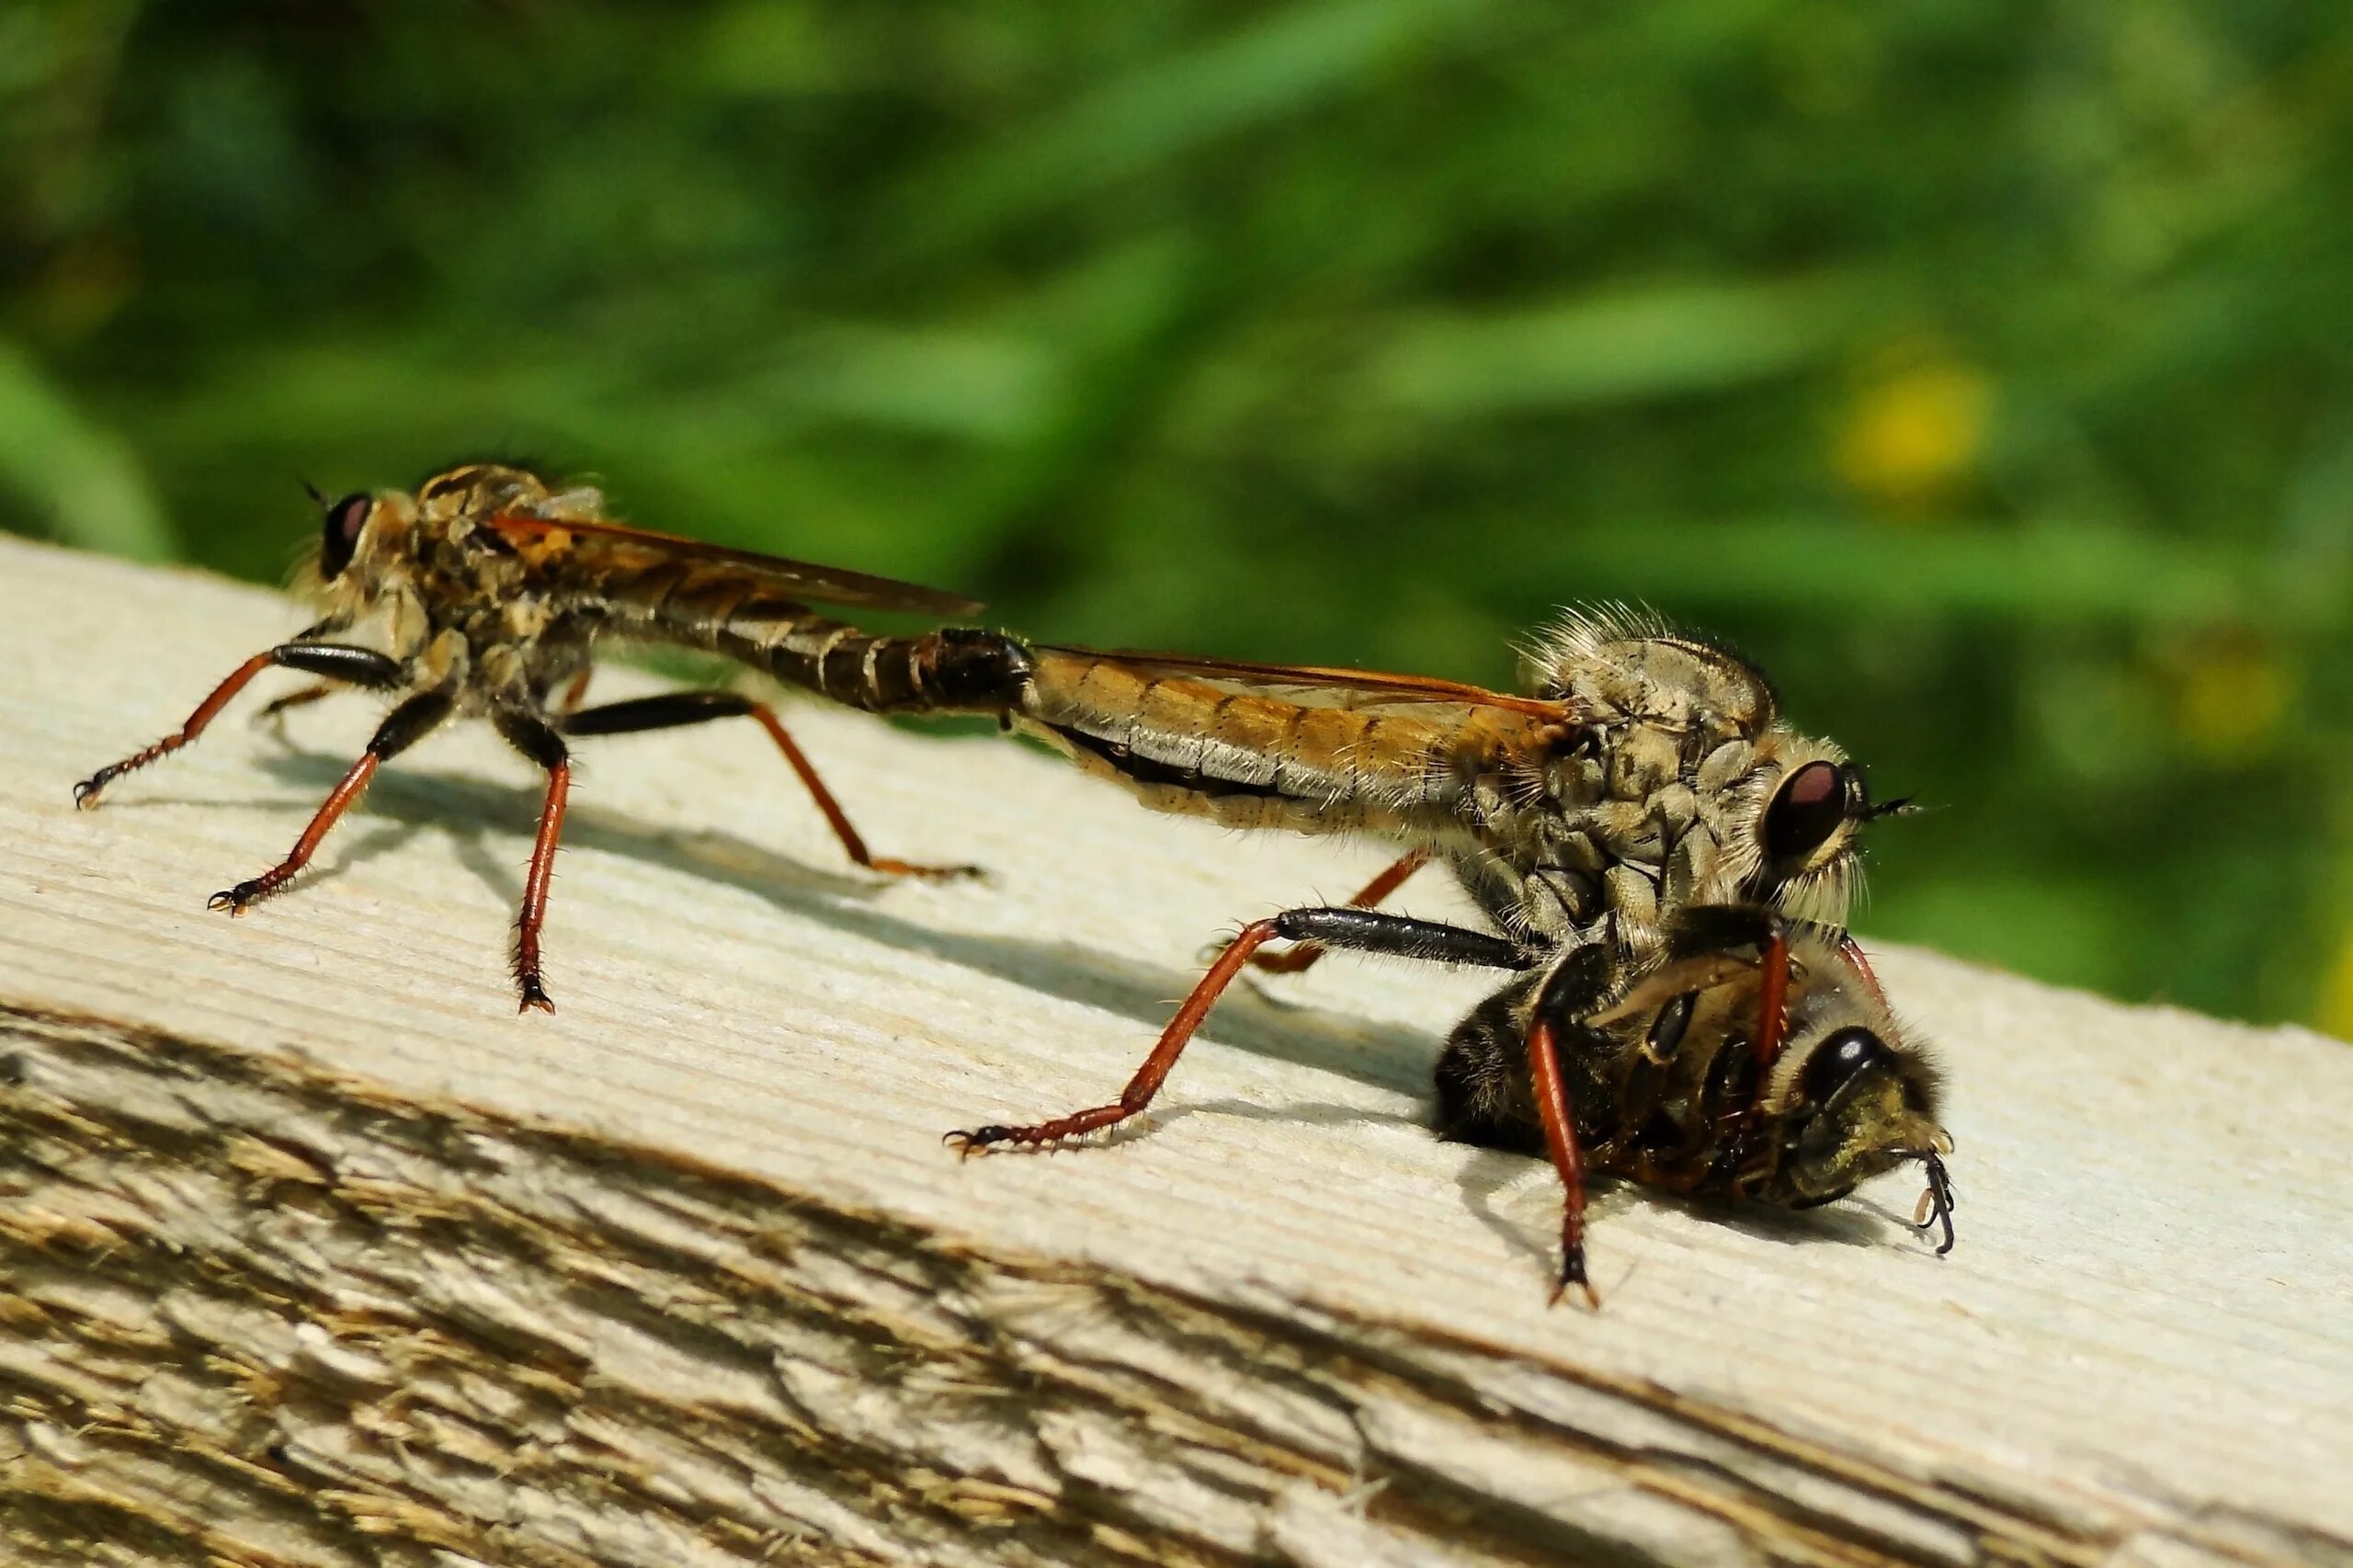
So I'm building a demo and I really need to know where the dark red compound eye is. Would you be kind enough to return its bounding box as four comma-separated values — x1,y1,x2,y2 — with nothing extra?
1762,759,1848,862
319,493,371,580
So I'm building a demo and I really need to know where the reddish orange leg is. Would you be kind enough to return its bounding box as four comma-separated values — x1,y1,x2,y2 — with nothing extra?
1526,1010,1602,1310
208,755,379,913
78,652,277,807
554,667,594,715
1241,849,1430,974
512,761,571,1013
1726,924,1797,1185
76,641,404,807
558,690,980,881
948,905,1524,1157
747,705,978,880
1751,926,1791,1076
949,920,1282,1153
253,683,337,726
208,688,452,915
489,709,575,1013
1836,933,1888,1009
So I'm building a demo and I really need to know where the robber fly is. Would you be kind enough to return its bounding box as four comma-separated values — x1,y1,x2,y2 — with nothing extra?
765,610,1931,1298
73,462,1021,1010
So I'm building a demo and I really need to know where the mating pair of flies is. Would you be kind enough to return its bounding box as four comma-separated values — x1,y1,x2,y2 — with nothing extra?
75,463,1954,1304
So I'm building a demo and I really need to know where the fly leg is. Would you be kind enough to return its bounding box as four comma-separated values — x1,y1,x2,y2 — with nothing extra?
1522,946,1624,1310
208,687,452,915
554,667,594,715
75,642,404,805
253,684,337,727
1230,849,1431,974
948,908,1528,1153
559,689,981,879
493,710,571,1014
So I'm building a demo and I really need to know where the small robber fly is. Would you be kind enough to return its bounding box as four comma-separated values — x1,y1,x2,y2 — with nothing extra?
72,462,1024,1010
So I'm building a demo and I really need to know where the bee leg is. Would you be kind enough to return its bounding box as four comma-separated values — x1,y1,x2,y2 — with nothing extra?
207,687,451,916
1233,849,1431,974
559,689,982,881
74,642,404,806
493,710,572,1015
950,908,1529,1155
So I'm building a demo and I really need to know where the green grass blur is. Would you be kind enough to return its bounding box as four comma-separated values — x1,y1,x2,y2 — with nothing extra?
6,2,2350,1034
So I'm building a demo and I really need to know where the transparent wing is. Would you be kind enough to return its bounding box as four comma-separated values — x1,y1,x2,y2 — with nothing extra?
483,513,983,617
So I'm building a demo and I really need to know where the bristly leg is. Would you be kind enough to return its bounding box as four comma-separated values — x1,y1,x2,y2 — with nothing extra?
1527,956,1604,1310
494,710,571,1014
1239,848,1431,974
559,688,982,880
949,906,1529,1154
252,683,337,727
74,642,404,807
208,687,451,915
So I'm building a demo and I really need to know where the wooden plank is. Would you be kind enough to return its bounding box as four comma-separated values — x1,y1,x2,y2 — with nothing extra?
0,533,2345,1567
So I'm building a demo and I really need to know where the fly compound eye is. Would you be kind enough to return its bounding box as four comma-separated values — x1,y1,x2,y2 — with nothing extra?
319,492,371,580
1762,758,1850,863
1800,1027,1897,1104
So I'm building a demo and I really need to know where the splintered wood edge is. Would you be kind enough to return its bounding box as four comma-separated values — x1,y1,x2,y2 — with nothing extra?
5,1001,2322,1568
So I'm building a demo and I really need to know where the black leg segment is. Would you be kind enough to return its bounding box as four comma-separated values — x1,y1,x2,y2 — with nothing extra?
1265,907,1532,971
557,689,754,737
271,643,406,688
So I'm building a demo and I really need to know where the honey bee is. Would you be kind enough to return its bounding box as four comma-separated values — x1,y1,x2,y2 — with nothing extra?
72,462,1017,1010
1438,908,1953,1303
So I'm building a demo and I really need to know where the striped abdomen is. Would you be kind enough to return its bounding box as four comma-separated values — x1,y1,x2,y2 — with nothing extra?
1006,651,1550,844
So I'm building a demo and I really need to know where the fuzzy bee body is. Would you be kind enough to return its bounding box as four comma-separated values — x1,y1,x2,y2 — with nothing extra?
1438,910,1949,1220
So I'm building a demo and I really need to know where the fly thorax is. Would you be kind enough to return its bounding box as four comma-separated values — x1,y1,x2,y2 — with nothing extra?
415,627,471,693
1605,724,1682,802
499,592,556,644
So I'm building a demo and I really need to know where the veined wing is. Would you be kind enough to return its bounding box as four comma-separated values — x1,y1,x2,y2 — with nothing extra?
483,513,984,617
1036,643,1574,721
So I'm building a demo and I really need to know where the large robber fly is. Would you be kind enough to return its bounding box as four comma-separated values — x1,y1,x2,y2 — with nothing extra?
72,462,1024,1010
779,607,1934,1299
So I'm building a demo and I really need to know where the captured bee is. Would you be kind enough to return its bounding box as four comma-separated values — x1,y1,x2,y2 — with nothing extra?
951,904,1951,1305
1439,907,1953,1303
72,463,1016,1010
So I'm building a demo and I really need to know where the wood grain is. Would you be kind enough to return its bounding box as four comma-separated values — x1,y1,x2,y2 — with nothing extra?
0,534,2346,1567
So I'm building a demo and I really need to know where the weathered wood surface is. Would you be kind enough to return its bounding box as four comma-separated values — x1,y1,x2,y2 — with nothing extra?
0,534,2346,1568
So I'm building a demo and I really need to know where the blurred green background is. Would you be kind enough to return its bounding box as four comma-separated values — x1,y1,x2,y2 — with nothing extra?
6,1,2350,1034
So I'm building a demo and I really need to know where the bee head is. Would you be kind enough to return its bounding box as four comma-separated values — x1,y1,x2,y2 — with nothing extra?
1716,927,1951,1249
1776,1024,1927,1185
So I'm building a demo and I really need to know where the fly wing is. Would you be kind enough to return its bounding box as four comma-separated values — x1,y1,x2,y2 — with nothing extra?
483,514,984,617
1034,643,1575,721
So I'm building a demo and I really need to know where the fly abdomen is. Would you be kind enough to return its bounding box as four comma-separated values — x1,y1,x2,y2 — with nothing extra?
719,616,1034,717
